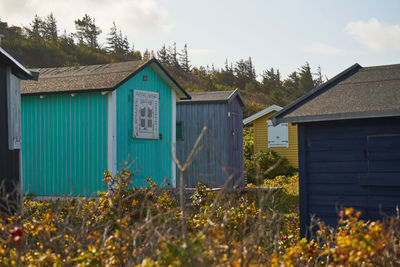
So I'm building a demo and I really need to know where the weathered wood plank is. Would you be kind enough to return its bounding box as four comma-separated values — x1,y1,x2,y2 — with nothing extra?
308,183,368,195
359,173,400,186
307,138,366,151
298,124,308,237
309,194,368,206
368,161,400,172
308,173,359,184
308,161,367,173
307,150,365,162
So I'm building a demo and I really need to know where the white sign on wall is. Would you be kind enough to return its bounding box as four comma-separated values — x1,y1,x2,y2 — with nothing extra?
267,120,289,148
6,67,22,150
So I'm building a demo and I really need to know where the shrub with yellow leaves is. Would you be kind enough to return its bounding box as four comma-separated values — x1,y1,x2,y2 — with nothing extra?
0,170,398,266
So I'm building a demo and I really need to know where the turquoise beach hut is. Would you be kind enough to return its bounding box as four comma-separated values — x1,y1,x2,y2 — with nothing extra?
20,59,190,197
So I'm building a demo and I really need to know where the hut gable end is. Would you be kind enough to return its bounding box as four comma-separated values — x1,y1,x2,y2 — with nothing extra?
176,89,245,188
272,62,400,237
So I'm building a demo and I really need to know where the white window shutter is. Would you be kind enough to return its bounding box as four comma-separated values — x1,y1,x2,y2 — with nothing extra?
153,96,159,139
267,120,289,148
6,68,22,150
133,90,159,139
133,93,139,138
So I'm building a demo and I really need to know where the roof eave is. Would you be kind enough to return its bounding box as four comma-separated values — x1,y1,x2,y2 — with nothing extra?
21,87,114,96
227,89,246,107
178,99,229,104
243,104,283,125
0,47,36,80
275,110,400,125
149,59,191,100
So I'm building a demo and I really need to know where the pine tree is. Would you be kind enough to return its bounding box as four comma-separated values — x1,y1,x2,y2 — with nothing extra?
1,20,22,40
157,44,168,64
298,62,315,95
283,71,300,99
74,14,102,48
214,59,234,86
314,65,324,86
106,22,119,52
119,30,130,55
59,30,75,49
42,13,58,41
179,44,191,72
25,15,44,40
234,57,256,89
106,22,130,55
143,49,151,60
167,42,180,68
261,67,282,94
133,50,142,60
246,57,256,82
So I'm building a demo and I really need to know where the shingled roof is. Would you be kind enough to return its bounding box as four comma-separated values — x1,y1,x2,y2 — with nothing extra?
20,59,190,99
271,63,400,125
178,89,245,106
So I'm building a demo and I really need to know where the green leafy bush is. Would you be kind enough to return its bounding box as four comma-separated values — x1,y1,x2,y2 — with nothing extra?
243,127,297,185
243,127,255,161
246,150,297,185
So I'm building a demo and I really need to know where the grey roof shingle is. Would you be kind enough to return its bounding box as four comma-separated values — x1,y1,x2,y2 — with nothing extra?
21,60,147,94
178,89,245,106
20,59,191,99
272,63,400,124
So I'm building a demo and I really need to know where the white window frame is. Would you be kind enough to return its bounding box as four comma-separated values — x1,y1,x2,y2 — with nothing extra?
267,120,289,148
133,90,159,139
6,67,22,150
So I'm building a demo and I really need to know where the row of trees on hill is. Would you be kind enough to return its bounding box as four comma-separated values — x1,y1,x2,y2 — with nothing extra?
0,13,143,67
187,58,324,114
24,13,132,55
0,14,326,116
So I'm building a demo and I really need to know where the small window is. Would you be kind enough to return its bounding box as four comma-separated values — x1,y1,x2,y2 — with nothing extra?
176,122,183,140
133,90,159,139
267,120,289,148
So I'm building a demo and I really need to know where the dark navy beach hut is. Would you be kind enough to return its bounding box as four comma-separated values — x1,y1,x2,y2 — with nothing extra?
271,63,400,237
176,89,245,188
0,46,36,212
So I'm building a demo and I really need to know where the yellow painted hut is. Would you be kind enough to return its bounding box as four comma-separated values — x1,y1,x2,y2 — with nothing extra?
243,105,298,168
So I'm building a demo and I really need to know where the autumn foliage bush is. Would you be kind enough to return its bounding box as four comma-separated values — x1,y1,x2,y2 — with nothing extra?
272,207,400,266
0,171,399,266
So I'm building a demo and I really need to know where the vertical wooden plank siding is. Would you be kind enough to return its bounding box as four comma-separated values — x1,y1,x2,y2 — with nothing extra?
176,102,228,188
253,110,298,168
0,65,20,204
298,124,308,237
301,117,400,233
227,97,244,187
21,92,108,196
116,65,172,187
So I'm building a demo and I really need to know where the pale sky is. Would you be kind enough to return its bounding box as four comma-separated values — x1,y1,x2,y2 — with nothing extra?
1,0,400,79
